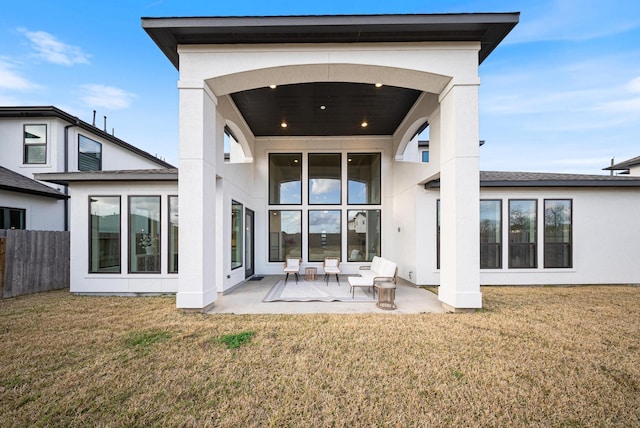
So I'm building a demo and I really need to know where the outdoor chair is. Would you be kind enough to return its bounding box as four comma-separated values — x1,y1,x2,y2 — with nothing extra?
283,257,301,284
323,257,341,285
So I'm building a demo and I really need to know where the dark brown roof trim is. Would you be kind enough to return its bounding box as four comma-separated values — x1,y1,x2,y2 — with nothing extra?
142,13,520,70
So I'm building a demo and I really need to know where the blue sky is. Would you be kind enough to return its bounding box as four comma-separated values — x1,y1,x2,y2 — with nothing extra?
1,0,639,174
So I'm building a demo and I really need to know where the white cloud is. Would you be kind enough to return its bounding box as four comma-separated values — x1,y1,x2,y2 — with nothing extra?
80,84,137,110
19,28,90,66
311,179,340,195
0,59,39,91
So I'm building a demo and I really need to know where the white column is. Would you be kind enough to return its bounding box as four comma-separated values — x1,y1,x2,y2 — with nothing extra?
176,81,218,310
437,83,482,310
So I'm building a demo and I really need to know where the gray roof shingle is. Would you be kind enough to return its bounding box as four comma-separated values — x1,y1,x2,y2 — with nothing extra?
0,166,68,199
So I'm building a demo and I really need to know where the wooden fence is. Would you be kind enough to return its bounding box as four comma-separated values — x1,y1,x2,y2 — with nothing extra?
0,229,70,298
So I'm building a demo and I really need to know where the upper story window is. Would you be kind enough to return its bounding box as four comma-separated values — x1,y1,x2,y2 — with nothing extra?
78,135,102,171
308,153,341,204
23,124,47,164
269,153,302,205
421,150,430,163
347,153,381,205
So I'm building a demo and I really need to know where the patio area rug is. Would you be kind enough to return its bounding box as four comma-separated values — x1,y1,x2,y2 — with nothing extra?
263,278,375,302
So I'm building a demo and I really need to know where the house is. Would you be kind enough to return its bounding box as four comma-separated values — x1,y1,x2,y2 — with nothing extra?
34,12,640,313
605,156,640,176
0,106,173,231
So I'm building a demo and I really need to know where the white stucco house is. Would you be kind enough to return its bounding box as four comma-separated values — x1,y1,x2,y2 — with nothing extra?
35,13,640,313
0,106,173,231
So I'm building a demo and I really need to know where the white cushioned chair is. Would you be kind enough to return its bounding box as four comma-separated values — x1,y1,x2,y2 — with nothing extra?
283,257,301,284
323,257,341,285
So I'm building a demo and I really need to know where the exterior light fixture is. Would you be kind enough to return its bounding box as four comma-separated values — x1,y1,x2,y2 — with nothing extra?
281,121,288,128
320,105,326,110
269,84,277,89
361,121,368,128
375,83,383,88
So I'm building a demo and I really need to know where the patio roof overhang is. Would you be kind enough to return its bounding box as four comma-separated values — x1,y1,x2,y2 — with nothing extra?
142,13,519,138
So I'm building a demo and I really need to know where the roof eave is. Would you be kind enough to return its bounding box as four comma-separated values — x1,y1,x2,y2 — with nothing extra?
142,12,520,70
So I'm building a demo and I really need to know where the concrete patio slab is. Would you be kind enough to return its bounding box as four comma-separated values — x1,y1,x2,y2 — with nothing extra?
207,275,444,314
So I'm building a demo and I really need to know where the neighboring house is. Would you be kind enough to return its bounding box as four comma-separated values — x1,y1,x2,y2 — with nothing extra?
0,106,174,230
0,166,67,230
34,13,640,313
604,156,640,176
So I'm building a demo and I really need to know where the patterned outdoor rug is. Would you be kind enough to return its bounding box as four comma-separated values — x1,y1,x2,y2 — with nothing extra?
263,278,375,302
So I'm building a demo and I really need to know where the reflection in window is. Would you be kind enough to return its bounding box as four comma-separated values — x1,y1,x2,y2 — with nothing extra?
509,200,537,268
90,196,120,273
129,196,161,273
347,209,380,262
421,150,429,163
269,210,301,262
269,153,301,204
24,124,47,164
231,200,243,270
544,199,572,268
309,153,341,204
347,153,381,204
78,135,102,171
480,200,502,269
0,207,26,229
308,210,341,261
168,196,179,273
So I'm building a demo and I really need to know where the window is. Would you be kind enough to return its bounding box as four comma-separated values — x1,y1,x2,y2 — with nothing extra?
0,207,26,229
168,196,179,273
269,153,302,204
129,196,161,273
24,124,47,164
231,200,243,269
308,210,341,261
544,199,572,268
78,135,102,171
480,200,502,269
421,150,430,163
309,153,341,204
347,210,380,262
347,153,381,204
269,210,301,262
89,196,120,273
509,199,537,268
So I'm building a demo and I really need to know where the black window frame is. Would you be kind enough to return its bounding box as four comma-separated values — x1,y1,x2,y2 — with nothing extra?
23,124,47,165
88,195,121,274
508,199,538,269
78,134,103,171
480,199,502,269
543,199,573,269
128,195,162,274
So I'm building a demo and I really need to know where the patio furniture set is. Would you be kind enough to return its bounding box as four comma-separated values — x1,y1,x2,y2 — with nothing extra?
282,256,398,309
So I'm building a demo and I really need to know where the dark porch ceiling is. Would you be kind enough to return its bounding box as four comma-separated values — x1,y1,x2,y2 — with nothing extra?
230,82,422,137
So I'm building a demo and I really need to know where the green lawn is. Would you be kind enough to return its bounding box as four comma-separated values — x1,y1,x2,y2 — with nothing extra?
1,286,639,427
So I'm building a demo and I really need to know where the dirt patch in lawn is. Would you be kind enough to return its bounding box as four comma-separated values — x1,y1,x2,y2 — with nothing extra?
1,286,639,426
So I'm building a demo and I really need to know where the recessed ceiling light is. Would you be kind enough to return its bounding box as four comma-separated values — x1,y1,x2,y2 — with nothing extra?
294,159,299,163
348,158,352,162
320,105,326,110
361,121,368,128
269,84,277,89
281,121,288,128
375,83,383,88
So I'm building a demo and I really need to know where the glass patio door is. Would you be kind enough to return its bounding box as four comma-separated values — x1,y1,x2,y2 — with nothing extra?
245,208,255,278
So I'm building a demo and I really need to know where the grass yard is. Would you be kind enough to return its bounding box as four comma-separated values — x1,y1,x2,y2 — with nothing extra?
1,286,639,427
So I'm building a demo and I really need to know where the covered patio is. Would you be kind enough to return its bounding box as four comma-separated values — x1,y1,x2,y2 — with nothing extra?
207,276,444,314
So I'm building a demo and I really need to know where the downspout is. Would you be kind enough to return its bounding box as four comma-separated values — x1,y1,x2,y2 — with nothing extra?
63,119,80,231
